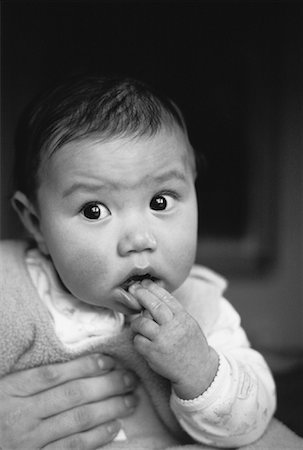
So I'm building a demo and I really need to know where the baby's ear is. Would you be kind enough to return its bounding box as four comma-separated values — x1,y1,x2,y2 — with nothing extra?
11,191,49,254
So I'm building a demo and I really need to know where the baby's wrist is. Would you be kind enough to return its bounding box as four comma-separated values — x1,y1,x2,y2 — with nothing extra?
172,347,219,400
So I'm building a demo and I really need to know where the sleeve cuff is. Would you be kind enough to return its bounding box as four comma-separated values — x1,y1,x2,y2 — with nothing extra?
171,352,232,412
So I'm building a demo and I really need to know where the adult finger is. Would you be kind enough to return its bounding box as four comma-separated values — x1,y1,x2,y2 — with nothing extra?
129,284,173,325
0,366,137,450
36,370,138,418
43,421,121,450
40,394,138,446
1,354,114,397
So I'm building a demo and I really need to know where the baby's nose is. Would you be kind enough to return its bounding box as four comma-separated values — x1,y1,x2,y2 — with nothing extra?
118,229,157,256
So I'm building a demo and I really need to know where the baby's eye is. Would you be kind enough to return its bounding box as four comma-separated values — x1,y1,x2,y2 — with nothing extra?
81,202,110,221
150,194,175,211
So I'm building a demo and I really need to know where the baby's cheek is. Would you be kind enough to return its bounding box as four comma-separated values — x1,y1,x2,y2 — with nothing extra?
166,241,196,290
59,249,110,300
175,226,196,262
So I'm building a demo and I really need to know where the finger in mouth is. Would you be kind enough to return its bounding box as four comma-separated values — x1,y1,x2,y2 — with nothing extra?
122,274,158,291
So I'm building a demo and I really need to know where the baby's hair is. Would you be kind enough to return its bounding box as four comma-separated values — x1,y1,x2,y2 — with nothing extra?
14,75,194,201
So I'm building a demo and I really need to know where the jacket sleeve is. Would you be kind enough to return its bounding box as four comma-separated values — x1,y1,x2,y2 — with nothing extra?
170,270,276,448
0,242,37,376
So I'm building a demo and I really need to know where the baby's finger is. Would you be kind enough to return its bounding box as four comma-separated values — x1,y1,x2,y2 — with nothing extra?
142,309,153,320
131,315,160,341
141,280,184,314
128,284,173,325
133,334,153,355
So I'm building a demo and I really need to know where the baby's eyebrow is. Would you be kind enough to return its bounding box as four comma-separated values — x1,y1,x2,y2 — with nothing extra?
62,181,108,198
152,169,187,184
62,169,187,198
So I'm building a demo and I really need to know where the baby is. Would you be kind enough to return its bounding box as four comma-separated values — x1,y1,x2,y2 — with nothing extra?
0,75,276,448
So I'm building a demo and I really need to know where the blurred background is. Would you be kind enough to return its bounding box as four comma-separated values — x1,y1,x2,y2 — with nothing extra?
1,0,302,435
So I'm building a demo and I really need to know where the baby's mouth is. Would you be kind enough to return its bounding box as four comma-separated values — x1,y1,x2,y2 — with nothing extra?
121,274,158,292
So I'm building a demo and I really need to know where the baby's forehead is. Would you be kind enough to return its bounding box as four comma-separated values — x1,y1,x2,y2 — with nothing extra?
43,126,191,169
41,126,196,187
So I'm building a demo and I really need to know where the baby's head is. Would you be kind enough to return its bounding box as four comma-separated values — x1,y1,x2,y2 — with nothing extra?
13,75,198,314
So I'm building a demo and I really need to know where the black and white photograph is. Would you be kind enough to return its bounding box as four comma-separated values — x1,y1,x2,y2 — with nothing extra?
1,1,302,448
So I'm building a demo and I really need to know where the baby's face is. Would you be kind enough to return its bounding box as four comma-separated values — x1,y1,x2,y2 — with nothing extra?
36,126,198,314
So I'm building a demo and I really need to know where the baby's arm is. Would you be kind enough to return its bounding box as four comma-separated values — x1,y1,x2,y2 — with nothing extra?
130,281,276,448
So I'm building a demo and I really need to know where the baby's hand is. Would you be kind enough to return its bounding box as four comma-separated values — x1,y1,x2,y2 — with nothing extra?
129,280,219,400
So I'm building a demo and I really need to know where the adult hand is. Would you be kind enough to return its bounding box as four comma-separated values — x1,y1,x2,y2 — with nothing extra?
0,354,138,449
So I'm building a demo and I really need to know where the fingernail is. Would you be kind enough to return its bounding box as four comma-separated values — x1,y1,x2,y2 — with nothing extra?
141,279,152,287
96,356,106,370
124,395,137,409
128,283,140,294
107,420,120,436
123,372,135,388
